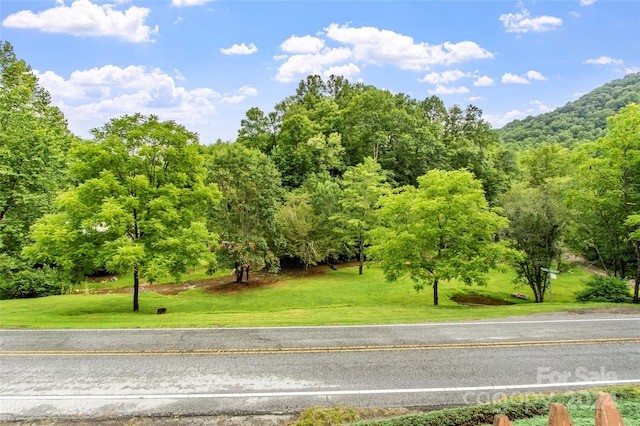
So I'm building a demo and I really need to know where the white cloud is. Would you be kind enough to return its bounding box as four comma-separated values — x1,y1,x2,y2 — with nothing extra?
34,65,220,139
219,85,258,104
324,23,493,70
428,85,470,95
526,70,547,81
322,63,361,80
171,0,213,6
579,0,596,6
625,66,640,74
220,43,258,55
36,70,91,99
573,92,585,98
280,35,325,54
502,73,530,84
487,109,527,128
238,85,258,96
2,0,157,43
420,70,467,84
273,24,493,85
466,96,483,101
174,69,185,82
474,76,495,86
275,47,352,83
529,100,551,113
584,56,623,65
499,7,562,33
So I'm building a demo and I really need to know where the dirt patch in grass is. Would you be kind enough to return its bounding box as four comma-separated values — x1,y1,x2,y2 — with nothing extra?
451,293,515,306
83,262,359,296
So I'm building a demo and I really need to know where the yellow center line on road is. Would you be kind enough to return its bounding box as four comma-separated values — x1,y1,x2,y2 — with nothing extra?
1,337,639,357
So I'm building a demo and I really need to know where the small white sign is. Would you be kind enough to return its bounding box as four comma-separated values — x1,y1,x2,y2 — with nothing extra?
550,273,557,279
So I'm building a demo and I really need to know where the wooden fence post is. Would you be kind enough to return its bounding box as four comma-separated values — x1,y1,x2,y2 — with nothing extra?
548,402,573,426
595,392,625,426
493,414,513,426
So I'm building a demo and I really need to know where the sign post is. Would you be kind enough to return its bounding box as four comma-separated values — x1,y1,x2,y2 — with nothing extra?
541,267,560,302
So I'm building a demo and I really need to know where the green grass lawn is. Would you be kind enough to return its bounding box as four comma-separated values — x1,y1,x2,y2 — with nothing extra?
0,264,637,328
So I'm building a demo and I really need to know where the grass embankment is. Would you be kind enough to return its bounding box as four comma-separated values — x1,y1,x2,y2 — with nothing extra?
288,386,640,426
0,265,637,328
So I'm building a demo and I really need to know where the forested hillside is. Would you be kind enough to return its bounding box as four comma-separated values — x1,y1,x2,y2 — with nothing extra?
498,72,640,149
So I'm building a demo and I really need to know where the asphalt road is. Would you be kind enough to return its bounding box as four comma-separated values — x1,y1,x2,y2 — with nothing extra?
1,311,639,422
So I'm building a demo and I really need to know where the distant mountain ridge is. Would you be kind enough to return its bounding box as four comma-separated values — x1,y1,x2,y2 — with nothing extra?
498,72,640,149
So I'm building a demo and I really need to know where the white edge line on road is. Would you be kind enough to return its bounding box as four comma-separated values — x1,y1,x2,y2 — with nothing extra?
2,379,640,400
2,317,640,332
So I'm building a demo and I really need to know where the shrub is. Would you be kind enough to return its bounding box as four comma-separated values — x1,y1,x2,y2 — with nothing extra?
575,275,633,303
0,266,66,299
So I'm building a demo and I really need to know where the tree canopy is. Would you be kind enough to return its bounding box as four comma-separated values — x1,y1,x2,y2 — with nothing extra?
370,169,511,305
566,104,640,302
0,41,75,298
24,114,220,310
0,41,72,259
238,75,515,203
205,143,282,282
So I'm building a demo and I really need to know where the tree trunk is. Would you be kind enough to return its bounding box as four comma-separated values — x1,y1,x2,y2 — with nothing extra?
358,233,364,275
235,265,243,283
533,280,543,303
536,285,545,303
433,278,439,306
133,266,140,312
245,266,250,283
358,238,364,275
634,242,640,304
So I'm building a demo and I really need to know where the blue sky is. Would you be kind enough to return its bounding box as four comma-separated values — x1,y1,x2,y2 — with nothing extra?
2,0,639,144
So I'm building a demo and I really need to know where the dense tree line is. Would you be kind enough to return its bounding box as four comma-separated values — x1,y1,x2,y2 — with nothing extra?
1,41,638,308
499,72,640,150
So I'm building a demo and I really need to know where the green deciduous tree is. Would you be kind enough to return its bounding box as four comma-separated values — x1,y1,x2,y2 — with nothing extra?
605,103,640,303
566,146,631,278
519,143,571,187
0,41,74,298
271,114,320,188
236,107,277,154
0,42,72,257
205,143,282,282
24,114,219,311
576,103,640,303
370,169,510,305
567,104,640,303
277,173,344,270
334,158,390,274
442,105,513,204
501,183,567,302
277,192,323,270
500,143,570,303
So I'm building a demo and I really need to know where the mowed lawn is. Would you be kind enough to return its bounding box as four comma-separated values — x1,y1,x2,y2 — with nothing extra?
0,264,636,328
